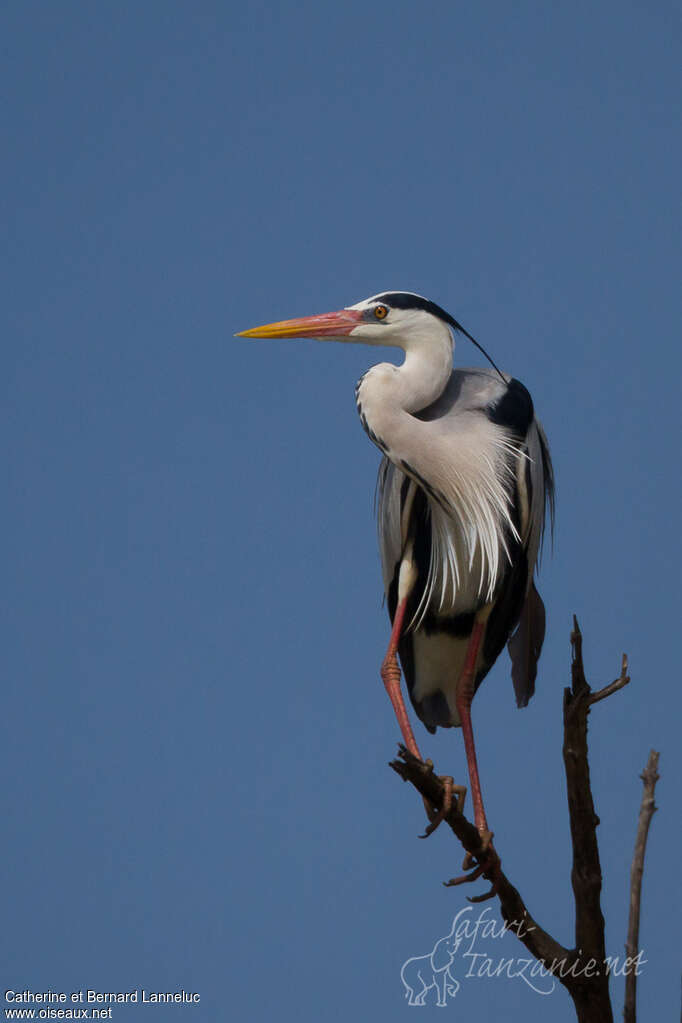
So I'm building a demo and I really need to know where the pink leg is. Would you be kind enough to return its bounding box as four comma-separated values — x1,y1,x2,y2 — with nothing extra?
445,619,503,899
381,597,423,761
455,622,490,838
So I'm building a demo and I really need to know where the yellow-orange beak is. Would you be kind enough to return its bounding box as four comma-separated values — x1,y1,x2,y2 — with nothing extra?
235,308,363,340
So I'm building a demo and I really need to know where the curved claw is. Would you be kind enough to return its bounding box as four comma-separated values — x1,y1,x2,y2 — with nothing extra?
467,847,502,902
461,830,494,870
419,777,467,839
468,884,499,904
420,817,442,839
443,862,486,888
419,777,453,838
468,856,502,902
447,840,501,901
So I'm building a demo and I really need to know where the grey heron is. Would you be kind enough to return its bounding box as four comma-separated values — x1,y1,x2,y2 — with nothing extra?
237,291,553,862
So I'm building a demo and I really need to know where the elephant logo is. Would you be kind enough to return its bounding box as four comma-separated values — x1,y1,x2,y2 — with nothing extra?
400,918,462,1007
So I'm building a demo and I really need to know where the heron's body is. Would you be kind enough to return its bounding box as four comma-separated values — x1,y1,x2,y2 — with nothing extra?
237,289,554,849
369,366,552,731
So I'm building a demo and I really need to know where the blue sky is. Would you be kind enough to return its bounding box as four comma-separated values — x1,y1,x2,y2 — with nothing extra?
2,2,680,1020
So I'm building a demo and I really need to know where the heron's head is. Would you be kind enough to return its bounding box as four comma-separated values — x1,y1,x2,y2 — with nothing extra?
236,291,458,352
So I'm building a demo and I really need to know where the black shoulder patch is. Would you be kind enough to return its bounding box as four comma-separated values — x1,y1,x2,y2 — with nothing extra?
486,378,534,436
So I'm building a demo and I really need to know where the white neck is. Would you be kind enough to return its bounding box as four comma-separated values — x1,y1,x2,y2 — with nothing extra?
399,342,453,413
356,325,453,446
353,317,519,612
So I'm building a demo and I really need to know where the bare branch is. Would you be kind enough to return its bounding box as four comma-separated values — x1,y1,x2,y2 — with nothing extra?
624,749,660,1023
390,747,572,970
589,653,630,705
561,617,615,1021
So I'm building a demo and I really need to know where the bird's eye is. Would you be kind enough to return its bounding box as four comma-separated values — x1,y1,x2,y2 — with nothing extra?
374,305,388,320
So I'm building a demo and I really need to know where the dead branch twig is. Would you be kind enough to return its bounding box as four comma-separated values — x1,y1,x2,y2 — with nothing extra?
561,617,618,1021
623,749,660,1023
589,653,630,705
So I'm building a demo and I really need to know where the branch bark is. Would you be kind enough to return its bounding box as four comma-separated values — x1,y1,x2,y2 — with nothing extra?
390,618,636,1023
391,748,572,969
624,749,660,1023
561,617,625,1021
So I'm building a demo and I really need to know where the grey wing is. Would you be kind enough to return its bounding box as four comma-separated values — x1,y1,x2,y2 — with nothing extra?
376,456,405,598
524,416,554,581
507,416,554,707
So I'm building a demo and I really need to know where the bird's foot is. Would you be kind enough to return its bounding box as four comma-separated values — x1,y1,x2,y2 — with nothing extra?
444,834,501,902
418,766,466,838
394,747,466,838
